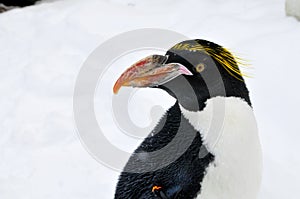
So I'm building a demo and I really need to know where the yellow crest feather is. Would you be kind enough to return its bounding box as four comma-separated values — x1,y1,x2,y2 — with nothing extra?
171,42,250,81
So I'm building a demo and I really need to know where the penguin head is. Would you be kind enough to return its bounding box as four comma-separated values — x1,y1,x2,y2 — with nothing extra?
113,39,251,111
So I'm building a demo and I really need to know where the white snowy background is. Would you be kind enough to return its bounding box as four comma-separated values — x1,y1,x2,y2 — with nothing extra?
1,0,300,198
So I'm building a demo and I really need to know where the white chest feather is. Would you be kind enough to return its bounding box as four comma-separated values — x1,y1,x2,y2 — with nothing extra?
180,97,262,199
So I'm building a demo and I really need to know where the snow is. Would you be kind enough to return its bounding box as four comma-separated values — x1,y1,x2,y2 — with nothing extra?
0,0,300,198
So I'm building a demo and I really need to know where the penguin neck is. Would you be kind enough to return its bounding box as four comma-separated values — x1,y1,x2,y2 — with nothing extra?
161,75,251,112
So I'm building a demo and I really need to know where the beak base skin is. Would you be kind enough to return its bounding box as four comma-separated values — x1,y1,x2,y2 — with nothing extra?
113,55,192,94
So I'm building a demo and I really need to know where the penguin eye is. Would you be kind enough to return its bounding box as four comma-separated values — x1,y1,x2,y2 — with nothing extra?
195,63,205,73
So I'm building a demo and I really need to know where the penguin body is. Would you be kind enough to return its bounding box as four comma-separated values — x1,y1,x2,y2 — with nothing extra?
113,39,262,199
182,97,262,199
115,102,214,199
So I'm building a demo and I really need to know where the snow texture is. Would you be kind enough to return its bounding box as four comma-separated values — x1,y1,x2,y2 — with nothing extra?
0,0,300,199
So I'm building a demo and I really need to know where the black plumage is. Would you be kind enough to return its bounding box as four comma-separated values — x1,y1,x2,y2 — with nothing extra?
115,102,214,199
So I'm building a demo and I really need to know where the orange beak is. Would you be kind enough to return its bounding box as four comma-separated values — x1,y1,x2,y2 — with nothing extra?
113,55,193,94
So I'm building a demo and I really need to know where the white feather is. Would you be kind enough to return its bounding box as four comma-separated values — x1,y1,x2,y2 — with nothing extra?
180,97,262,199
